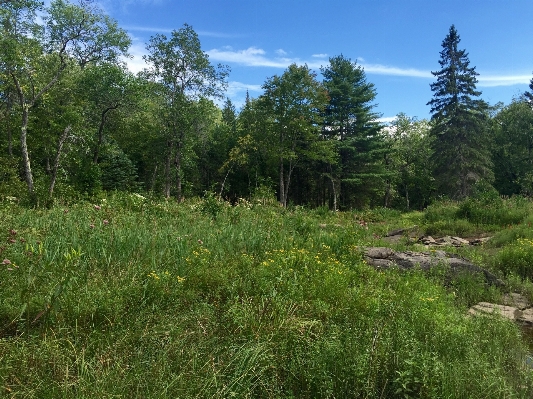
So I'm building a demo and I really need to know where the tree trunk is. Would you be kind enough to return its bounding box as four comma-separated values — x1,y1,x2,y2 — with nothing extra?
20,105,34,193
49,125,71,196
174,138,183,202
219,165,233,200
384,180,391,208
283,160,294,207
404,183,410,210
175,148,182,202
164,140,173,198
150,164,158,193
279,157,285,207
326,169,338,211
6,99,13,156
93,106,119,164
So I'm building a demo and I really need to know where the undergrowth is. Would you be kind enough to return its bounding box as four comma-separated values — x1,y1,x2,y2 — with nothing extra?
0,193,531,398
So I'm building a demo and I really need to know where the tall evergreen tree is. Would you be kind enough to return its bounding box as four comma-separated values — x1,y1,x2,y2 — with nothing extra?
321,55,384,209
427,25,492,199
525,76,533,103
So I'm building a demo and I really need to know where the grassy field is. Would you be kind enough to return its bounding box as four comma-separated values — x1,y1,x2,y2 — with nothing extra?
1,192,533,398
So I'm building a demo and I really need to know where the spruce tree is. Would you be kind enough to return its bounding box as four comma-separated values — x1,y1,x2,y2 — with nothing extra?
428,25,492,199
525,77,533,103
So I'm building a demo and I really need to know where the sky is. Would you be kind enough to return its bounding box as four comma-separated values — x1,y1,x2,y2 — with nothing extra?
95,0,533,122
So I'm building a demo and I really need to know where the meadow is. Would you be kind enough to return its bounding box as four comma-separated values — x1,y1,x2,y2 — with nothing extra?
1,192,533,398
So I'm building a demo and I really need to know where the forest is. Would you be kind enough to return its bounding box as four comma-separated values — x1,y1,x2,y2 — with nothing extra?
4,2,533,397
2,0,533,208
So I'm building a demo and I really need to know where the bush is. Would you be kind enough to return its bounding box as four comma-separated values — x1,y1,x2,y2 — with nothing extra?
457,196,529,226
493,238,533,280
0,156,27,201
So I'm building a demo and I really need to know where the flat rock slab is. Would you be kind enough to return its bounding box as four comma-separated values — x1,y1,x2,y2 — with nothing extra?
364,247,504,286
418,235,490,247
469,301,533,327
469,303,520,321
502,292,531,310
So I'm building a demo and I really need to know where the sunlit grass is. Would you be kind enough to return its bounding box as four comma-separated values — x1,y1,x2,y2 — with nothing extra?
0,193,532,398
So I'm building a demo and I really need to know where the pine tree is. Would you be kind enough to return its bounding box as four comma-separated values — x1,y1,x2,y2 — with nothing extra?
427,25,492,199
321,55,385,208
525,77,533,103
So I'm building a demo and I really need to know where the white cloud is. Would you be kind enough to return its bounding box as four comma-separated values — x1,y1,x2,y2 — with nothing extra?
312,53,328,58
124,42,531,90
207,47,293,68
360,63,432,78
276,49,288,56
477,74,531,87
207,47,433,78
123,42,148,74
226,81,263,97
378,116,398,124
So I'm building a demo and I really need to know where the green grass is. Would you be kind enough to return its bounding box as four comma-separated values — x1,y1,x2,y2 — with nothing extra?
1,193,532,398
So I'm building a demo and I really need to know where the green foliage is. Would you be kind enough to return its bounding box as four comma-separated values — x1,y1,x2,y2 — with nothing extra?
491,99,533,196
143,24,229,200
422,196,532,237
72,158,103,197
489,214,533,248
259,63,330,207
99,145,138,191
0,156,26,200
0,199,531,397
428,25,493,199
385,114,435,209
492,235,533,280
321,55,385,209
199,190,226,219
457,195,530,227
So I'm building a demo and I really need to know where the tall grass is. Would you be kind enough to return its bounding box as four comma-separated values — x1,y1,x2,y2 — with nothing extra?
1,193,532,398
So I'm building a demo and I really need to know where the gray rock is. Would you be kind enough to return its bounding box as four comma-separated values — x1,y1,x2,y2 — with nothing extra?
468,300,533,327
468,302,519,321
516,308,533,326
502,293,530,310
386,226,419,237
364,247,504,286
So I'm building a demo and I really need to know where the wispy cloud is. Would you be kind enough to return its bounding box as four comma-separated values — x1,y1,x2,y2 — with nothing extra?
206,47,293,68
98,0,165,14
477,74,531,87
378,116,398,124
207,46,432,78
207,46,533,86
361,63,432,78
226,81,262,96
123,25,173,34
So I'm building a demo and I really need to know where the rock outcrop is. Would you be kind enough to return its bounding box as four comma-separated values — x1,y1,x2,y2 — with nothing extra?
469,293,533,327
364,247,504,286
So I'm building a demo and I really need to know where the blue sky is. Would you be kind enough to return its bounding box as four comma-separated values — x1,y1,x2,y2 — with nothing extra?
98,0,533,122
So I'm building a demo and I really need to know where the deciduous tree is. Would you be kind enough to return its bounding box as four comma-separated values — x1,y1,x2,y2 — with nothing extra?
492,99,533,196
259,64,330,207
0,0,130,195
143,24,229,200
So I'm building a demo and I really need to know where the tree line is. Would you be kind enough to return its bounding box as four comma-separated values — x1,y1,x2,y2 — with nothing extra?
2,1,533,209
